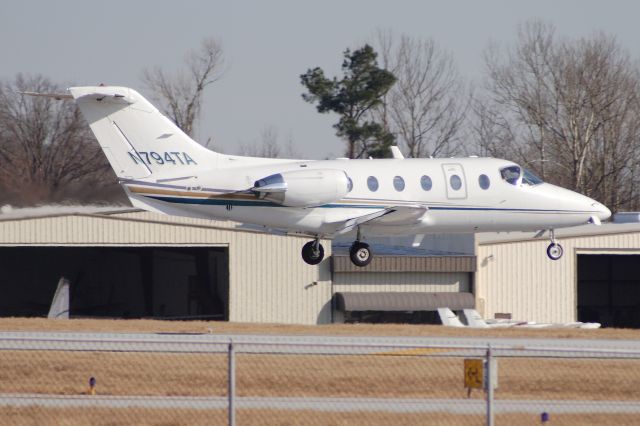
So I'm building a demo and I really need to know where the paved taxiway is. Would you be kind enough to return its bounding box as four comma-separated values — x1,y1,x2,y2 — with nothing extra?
2,394,639,414
0,331,639,358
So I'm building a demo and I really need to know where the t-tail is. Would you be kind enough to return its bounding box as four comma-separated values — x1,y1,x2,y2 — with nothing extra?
437,308,466,327
68,86,222,181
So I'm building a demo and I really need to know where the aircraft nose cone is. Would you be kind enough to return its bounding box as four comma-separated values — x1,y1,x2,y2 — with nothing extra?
593,202,611,221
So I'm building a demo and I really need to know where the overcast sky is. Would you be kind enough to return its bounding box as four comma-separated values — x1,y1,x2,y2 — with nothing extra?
1,1,639,159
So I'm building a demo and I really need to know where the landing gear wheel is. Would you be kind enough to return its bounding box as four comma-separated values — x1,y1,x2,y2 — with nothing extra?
546,243,563,260
350,242,373,267
302,241,324,265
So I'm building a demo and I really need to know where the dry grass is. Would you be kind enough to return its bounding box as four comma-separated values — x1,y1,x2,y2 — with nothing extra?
1,407,638,426
1,317,640,424
0,316,640,340
1,349,639,401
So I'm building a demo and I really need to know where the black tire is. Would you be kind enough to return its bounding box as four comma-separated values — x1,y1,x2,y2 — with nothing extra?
546,243,563,260
350,242,373,267
301,241,324,265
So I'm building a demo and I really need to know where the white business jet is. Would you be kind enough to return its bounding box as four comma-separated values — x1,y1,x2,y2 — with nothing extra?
23,87,611,267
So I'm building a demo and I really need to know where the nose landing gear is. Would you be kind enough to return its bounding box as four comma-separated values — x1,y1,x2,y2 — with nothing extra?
546,229,563,260
301,239,324,265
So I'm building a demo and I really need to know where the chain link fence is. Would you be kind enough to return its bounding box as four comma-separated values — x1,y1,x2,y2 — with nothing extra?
0,333,639,425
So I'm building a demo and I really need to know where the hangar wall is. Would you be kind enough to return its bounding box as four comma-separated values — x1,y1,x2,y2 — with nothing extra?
476,225,640,324
0,210,331,325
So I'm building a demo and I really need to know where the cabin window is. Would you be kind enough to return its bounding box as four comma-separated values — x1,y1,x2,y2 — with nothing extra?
347,176,353,192
522,169,543,186
479,174,490,190
450,174,462,190
500,165,521,185
367,176,379,192
393,176,405,192
420,175,432,191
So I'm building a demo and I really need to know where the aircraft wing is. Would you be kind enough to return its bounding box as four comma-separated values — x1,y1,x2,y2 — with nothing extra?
334,204,428,235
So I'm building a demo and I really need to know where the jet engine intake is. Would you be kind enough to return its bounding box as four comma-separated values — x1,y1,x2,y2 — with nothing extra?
252,169,350,207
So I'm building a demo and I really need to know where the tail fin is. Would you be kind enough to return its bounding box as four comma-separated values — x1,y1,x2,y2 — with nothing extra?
462,309,490,329
437,308,466,327
48,277,70,319
69,86,221,180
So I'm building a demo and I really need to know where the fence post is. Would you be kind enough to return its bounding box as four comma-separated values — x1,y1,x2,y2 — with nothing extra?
228,340,236,426
486,344,494,426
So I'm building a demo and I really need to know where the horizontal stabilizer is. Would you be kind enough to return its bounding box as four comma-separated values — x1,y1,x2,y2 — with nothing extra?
19,91,73,100
21,90,134,104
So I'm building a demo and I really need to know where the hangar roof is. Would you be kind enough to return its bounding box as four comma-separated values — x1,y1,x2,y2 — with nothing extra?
478,222,640,245
0,205,136,221
0,205,303,237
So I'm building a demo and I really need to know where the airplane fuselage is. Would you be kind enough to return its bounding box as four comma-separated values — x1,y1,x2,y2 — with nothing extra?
125,156,609,237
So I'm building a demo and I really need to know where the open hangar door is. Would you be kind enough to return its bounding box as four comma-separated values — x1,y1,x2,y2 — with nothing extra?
0,246,229,320
578,254,640,328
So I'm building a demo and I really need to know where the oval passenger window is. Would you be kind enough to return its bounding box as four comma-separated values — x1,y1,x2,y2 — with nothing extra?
367,176,379,192
479,174,490,190
393,176,405,192
420,175,432,191
450,174,462,190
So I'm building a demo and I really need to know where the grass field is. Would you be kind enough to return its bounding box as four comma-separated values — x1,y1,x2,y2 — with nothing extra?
1,316,640,339
5,407,638,426
0,318,639,425
5,407,640,426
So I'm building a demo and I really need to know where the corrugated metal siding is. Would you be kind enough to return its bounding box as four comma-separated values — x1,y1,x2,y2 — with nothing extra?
333,271,469,293
0,212,331,325
332,255,476,273
229,231,332,325
476,231,640,323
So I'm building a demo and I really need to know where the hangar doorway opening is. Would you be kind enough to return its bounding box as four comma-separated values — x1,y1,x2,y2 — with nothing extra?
334,292,475,325
578,254,640,328
0,246,229,320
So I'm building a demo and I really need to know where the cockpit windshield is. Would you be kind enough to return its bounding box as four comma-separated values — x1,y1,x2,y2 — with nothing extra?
522,168,543,185
500,165,544,186
500,166,521,185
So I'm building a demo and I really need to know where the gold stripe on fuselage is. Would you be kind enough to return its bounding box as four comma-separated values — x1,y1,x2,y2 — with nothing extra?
126,185,257,200
126,184,400,207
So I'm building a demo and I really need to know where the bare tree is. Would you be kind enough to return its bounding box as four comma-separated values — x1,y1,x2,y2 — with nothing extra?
142,37,225,138
0,74,119,205
238,125,300,158
372,31,468,157
474,20,640,211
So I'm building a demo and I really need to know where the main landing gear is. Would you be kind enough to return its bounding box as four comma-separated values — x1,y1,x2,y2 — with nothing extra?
546,229,563,260
348,226,373,267
349,241,372,267
302,227,374,268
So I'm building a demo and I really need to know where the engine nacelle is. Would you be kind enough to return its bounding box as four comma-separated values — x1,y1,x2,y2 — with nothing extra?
252,169,351,207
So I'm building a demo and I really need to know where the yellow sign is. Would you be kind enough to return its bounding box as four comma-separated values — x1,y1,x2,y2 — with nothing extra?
464,359,484,389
